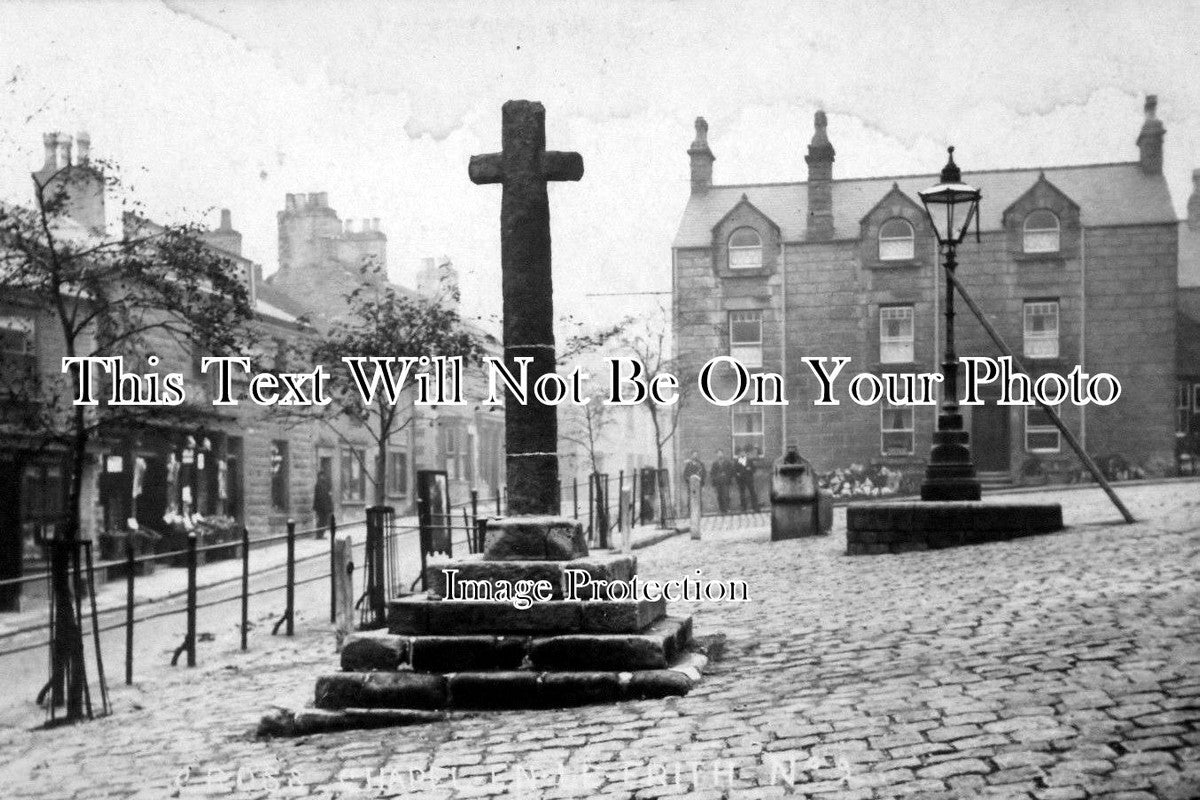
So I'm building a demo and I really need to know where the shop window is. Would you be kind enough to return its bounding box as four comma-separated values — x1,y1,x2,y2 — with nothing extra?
386,450,408,498
340,446,366,503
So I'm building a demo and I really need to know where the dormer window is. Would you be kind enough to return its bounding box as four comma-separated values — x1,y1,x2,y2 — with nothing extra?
1023,210,1060,254
878,218,915,261
728,227,763,270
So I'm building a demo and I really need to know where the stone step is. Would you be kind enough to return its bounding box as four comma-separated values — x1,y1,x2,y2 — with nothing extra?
344,615,691,673
424,552,637,600
389,595,666,635
315,650,706,711
482,516,588,560
528,616,692,671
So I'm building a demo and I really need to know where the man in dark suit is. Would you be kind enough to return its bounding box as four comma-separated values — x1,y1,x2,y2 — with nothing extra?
682,450,706,514
709,449,733,514
734,447,760,512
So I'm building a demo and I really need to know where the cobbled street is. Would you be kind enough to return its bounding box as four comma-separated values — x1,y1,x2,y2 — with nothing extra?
2,481,1198,800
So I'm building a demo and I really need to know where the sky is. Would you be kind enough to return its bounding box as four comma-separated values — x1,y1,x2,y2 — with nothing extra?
1,0,1198,332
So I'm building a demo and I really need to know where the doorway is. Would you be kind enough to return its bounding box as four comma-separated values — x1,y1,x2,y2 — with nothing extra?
972,401,1011,473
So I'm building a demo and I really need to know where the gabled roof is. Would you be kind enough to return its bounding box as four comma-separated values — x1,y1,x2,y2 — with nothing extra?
674,162,1176,248
1000,172,1081,219
713,193,781,234
859,181,923,224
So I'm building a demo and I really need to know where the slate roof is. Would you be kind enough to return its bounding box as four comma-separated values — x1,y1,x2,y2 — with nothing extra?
673,162,1177,248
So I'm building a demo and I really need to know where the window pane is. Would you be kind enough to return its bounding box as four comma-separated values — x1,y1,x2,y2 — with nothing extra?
1023,211,1060,253
880,306,914,363
1025,406,1060,452
879,219,915,261
1024,210,1059,231
1024,302,1059,359
730,345,762,368
729,227,761,248
730,316,761,344
728,227,762,270
880,219,913,239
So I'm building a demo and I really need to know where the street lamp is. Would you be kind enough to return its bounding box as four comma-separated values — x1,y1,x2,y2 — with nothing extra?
917,146,982,501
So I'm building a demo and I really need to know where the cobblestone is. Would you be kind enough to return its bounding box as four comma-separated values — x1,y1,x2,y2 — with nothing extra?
0,481,1198,798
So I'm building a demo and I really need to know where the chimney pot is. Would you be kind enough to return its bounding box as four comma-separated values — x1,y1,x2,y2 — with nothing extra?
219,208,232,230
372,217,380,232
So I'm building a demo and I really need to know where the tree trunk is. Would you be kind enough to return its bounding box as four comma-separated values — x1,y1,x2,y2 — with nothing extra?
374,437,388,507
50,403,88,718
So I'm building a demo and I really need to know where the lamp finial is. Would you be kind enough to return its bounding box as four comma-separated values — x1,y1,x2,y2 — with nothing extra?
940,146,962,184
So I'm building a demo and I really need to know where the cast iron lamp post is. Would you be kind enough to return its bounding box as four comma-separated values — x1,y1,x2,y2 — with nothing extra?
918,147,982,501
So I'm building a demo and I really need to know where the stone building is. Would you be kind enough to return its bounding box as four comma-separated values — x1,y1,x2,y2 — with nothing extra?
0,137,503,610
0,133,328,609
1176,172,1200,469
672,96,1183,496
266,197,505,517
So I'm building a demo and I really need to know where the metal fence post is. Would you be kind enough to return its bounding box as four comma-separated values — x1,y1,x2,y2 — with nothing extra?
285,519,295,637
185,533,197,667
328,514,337,625
617,470,625,532
240,526,250,651
124,539,135,685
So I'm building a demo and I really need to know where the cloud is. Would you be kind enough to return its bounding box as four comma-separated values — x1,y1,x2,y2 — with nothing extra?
0,0,1196,328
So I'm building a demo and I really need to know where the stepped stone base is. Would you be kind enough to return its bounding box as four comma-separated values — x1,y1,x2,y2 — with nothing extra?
352,616,690,672
315,651,709,712
290,514,711,720
846,501,1064,555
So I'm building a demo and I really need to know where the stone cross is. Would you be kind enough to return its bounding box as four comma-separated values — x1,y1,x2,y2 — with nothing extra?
470,100,583,516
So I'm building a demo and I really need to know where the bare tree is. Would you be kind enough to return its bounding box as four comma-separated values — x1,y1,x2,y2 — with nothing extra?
0,159,253,719
285,259,484,506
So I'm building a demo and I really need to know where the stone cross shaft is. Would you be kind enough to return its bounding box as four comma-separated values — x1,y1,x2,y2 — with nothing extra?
470,100,583,516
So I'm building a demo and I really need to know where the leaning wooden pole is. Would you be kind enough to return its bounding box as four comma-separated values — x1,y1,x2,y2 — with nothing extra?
943,267,1135,524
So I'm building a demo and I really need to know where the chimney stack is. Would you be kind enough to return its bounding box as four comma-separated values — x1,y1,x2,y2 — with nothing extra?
1137,94,1165,176
42,132,58,170
805,110,836,241
219,208,233,230
55,133,72,169
687,117,715,194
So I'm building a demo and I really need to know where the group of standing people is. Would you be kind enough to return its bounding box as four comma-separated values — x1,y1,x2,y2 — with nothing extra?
682,447,762,514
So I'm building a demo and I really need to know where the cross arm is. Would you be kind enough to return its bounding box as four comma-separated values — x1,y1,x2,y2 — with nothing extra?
469,153,504,185
543,151,584,182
